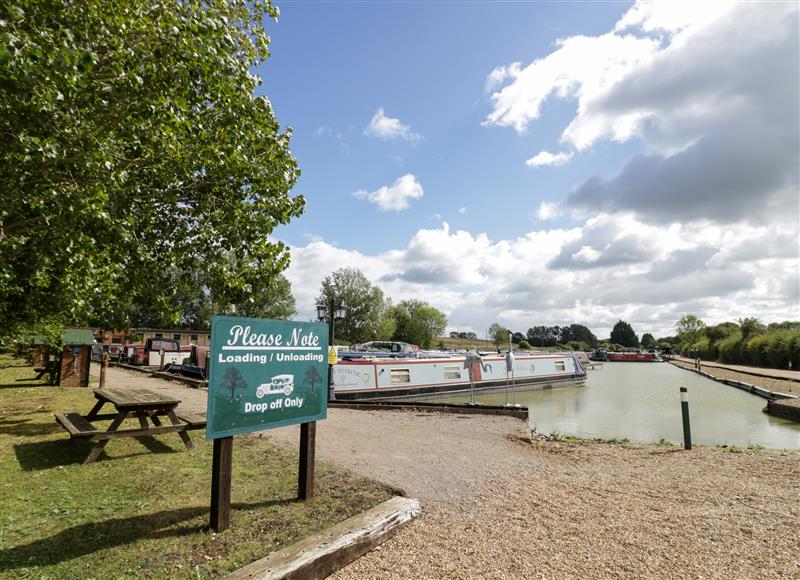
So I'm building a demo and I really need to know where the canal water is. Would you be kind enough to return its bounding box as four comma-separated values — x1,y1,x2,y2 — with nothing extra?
434,362,800,449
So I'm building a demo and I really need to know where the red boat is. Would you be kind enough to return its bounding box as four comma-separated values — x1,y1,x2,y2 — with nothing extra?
606,351,662,362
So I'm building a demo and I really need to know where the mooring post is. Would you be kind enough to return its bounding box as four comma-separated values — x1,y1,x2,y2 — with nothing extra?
99,352,109,388
680,386,692,450
210,436,233,532
159,349,166,371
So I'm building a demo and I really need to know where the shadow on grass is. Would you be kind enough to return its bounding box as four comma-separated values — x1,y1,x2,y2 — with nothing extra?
0,381,51,390
13,437,182,471
0,497,296,571
0,417,61,437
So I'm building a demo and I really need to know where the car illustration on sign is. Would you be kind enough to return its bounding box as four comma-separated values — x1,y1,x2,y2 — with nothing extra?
256,374,294,398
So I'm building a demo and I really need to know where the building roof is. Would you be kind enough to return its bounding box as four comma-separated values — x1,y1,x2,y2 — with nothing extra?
62,328,96,345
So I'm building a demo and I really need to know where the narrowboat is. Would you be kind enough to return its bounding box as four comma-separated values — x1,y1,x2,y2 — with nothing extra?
332,351,586,400
605,350,662,362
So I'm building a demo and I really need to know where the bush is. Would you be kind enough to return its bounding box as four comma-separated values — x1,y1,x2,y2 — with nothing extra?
745,334,770,366
790,334,800,369
518,340,531,350
764,333,791,368
718,331,743,364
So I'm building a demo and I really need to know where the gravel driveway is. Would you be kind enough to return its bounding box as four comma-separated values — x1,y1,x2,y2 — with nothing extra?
98,365,800,578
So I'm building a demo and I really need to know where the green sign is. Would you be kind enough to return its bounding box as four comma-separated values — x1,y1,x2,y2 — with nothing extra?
206,316,329,439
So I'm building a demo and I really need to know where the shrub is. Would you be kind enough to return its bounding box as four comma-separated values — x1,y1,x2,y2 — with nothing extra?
745,334,770,366
718,331,743,364
764,334,788,368
518,340,531,350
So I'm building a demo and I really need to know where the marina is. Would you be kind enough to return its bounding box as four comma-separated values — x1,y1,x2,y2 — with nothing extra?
432,360,800,448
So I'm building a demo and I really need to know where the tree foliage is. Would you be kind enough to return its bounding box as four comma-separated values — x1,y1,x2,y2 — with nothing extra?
488,323,510,349
640,333,656,347
390,299,447,348
317,268,394,344
610,320,639,348
1,0,304,337
675,315,706,345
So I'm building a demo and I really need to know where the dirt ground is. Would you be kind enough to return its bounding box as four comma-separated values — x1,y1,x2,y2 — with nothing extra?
96,365,800,578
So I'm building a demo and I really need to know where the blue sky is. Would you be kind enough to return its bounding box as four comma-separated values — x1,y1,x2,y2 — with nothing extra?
261,2,635,250
251,1,799,338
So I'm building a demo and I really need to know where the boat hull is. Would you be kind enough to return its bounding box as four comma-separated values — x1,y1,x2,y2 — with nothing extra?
606,352,662,362
332,353,586,400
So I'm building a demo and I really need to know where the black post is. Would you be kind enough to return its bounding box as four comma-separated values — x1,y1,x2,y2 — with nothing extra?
327,297,335,402
210,436,233,531
680,387,692,450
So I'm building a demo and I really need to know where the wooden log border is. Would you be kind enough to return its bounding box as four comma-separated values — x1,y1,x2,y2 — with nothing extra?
224,496,420,580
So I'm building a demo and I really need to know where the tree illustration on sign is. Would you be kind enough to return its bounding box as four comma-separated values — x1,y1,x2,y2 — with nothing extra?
220,367,248,402
304,365,323,395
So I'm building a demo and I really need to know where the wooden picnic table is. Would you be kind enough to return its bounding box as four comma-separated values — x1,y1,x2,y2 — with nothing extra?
55,388,206,464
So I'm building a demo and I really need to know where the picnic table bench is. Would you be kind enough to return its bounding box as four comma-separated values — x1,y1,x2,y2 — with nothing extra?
55,388,206,464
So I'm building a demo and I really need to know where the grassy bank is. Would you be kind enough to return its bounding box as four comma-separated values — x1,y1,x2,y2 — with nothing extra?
0,355,396,579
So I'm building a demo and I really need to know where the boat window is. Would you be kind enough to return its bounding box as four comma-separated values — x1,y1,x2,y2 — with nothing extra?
390,369,411,384
555,361,566,371
444,366,461,380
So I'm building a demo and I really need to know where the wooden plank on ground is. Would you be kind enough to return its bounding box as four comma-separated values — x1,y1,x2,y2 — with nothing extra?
224,496,420,580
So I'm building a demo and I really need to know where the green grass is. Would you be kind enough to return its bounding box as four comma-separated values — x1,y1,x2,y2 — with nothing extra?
0,354,397,579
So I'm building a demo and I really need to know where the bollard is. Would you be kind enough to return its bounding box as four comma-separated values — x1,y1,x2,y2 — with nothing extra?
159,349,166,371
99,352,109,388
680,386,692,450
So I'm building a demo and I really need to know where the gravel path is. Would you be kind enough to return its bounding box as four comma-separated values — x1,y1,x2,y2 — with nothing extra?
670,359,800,396
95,365,800,577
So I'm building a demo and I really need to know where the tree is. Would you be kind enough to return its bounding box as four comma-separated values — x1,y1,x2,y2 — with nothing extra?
675,315,706,345
511,332,525,344
1,1,304,337
738,317,766,340
390,299,447,348
610,320,639,348
489,323,510,349
641,333,656,347
565,324,598,348
220,367,248,402
304,365,323,395
317,268,394,344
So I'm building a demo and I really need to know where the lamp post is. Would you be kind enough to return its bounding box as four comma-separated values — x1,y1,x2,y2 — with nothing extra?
316,298,347,401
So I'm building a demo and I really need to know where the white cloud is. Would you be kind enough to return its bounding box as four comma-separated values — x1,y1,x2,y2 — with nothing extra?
284,216,799,339
485,63,521,93
458,207,467,214
536,201,561,221
485,1,799,225
353,174,424,212
526,150,573,167
364,108,422,142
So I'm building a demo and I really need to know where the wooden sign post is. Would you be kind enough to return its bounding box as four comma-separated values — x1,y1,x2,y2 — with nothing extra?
206,316,329,532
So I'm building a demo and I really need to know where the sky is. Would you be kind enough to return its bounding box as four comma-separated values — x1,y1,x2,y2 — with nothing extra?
256,0,800,339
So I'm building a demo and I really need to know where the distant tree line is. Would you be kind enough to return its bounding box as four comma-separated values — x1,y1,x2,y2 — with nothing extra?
674,315,800,369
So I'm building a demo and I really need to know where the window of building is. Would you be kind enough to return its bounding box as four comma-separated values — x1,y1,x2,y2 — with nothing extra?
555,361,566,371
191,334,198,341
173,334,181,340
155,333,163,339
390,369,411,385
112,338,122,344
444,366,461,380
